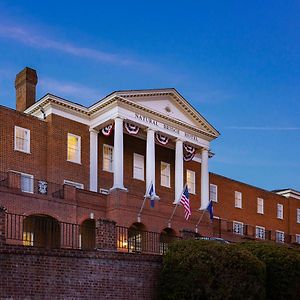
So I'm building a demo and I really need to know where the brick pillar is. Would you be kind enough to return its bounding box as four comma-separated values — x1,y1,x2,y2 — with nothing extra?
96,219,117,251
180,229,197,240
0,206,7,244
63,184,76,201
8,171,21,190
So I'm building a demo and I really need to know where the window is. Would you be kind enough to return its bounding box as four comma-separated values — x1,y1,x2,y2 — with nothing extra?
297,209,300,224
133,153,144,181
20,173,34,193
64,180,84,189
161,162,170,188
67,133,81,163
275,230,285,243
255,226,265,239
210,184,218,202
103,144,114,172
277,204,283,219
257,198,264,214
235,191,242,208
233,221,244,235
186,170,195,194
14,126,30,153
23,232,34,246
296,234,300,244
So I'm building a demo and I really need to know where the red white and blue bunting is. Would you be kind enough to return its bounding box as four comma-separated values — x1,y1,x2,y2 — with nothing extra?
102,124,114,136
183,143,196,161
155,133,169,145
124,122,140,135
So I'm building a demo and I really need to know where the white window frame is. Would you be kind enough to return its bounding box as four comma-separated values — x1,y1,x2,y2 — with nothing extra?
64,180,84,189
275,230,285,243
160,162,171,188
186,170,196,194
103,144,114,172
133,153,144,181
297,209,300,224
20,172,34,193
296,234,300,244
14,126,30,153
234,191,242,208
233,221,244,235
277,203,283,219
255,226,265,240
257,198,264,214
210,184,218,202
67,133,81,164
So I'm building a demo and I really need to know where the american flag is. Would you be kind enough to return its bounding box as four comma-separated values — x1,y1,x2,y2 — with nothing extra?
180,185,191,220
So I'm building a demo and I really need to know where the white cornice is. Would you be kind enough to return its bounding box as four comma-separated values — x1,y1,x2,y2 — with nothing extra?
275,189,300,200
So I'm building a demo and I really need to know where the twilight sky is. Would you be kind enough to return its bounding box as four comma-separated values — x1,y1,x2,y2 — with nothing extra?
0,1,299,191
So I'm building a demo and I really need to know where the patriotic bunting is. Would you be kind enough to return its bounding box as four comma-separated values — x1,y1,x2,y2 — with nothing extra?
183,152,195,161
155,133,169,145
184,144,195,154
102,124,114,136
183,143,196,161
124,122,140,135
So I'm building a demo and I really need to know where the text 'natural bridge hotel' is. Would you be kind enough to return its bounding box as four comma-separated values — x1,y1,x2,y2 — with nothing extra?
0,67,300,250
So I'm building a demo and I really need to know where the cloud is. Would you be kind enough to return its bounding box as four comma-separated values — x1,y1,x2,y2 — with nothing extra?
226,126,300,131
0,24,146,67
39,78,102,101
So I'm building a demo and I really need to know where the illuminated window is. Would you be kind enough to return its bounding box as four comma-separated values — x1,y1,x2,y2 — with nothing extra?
67,133,81,163
133,153,144,181
255,226,265,239
186,170,195,194
257,198,264,214
14,126,30,153
23,232,34,246
161,162,170,188
235,191,242,208
103,144,114,172
64,180,84,189
275,230,284,243
21,173,34,193
277,204,283,219
210,184,218,202
233,221,244,235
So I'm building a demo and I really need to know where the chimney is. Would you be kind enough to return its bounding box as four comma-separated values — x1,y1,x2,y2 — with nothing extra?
15,67,38,112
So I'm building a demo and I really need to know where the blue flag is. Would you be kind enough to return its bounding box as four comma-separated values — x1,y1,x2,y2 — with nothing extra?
207,201,213,221
148,183,155,208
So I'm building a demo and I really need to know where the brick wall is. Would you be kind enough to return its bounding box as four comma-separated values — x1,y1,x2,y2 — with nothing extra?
0,244,162,300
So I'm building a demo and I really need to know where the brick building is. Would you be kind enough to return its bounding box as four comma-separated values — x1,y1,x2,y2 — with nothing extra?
0,66,300,249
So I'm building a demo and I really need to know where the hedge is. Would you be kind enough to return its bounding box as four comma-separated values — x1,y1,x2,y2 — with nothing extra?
238,242,300,300
159,240,266,300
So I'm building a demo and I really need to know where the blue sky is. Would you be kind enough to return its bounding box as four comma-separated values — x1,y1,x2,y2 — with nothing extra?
0,1,299,191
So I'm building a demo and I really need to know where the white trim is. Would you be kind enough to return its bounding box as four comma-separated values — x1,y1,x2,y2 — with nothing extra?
255,226,265,239
275,230,285,243
295,234,300,244
14,126,30,154
11,171,34,193
257,198,264,214
233,221,244,235
67,133,81,164
133,153,145,181
64,180,84,189
103,144,114,173
186,169,196,194
234,191,242,208
296,208,300,224
160,162,171,188
277,203,284,219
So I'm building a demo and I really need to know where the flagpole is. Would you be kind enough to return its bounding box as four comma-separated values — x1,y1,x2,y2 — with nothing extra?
137,181,152,222
167,184,186,227
195,209,206,234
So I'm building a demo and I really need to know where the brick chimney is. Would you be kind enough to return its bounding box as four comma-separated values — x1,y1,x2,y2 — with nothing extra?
15,67,38,112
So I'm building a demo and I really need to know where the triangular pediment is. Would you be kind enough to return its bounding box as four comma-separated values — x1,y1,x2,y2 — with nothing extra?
114,88,219,138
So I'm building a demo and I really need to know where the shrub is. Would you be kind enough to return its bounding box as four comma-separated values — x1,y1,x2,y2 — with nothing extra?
238,242,300,300
159,239,266,300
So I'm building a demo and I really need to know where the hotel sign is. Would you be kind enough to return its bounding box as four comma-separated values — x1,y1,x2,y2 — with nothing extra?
134,113,202,144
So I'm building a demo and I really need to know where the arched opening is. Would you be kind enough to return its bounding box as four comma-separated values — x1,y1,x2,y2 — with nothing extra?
80,219,96,250
128,222,146,253
23,215,60,248
160,228,177,254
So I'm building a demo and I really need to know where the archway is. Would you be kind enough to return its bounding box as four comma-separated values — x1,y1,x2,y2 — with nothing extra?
80,219,96,250
23,215,60,248
128,222,146,253
160,228,177,254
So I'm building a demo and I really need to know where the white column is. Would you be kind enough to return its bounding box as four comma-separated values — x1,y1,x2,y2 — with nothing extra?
200,147,209,210
146,128,157,197
174,139,184,203
89,128,99,192
112,117,126,190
